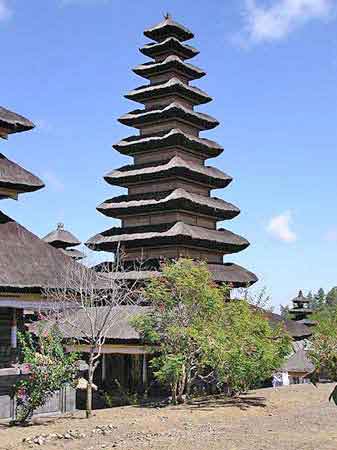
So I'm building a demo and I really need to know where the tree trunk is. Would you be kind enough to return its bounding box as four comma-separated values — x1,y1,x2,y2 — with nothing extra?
86,350,94,419
171,382,177,405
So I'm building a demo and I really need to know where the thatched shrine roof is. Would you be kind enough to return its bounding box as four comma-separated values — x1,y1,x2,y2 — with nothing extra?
104,156,232,188
0,153,44,196
282,348,315,373
125,77,212,105
140,37,199,60
119,102,219,130
291,290,310,304
144,15,194,42
263,311,312,340
86,221,250,253
114,128,222,158
60,248,85,260
0,212,78,293
43,223,81,248
133,55,205,81
0,106,34,136
97,188,240,220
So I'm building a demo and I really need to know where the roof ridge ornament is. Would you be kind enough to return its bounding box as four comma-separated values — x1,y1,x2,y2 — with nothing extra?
164,12,172,20
57,222,64,230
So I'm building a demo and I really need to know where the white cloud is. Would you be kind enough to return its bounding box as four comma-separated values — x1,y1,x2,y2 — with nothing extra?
0,0,12,21
240,0,335,44
267,211,297,242
42,171,65,193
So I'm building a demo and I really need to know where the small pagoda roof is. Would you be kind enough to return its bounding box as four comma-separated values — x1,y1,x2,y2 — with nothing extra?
291,290,310,304
61,248,86,260
0,106,34,137
140,37,199,60
0,212,78,293
98,189,240,220
104,156,232,189
144,14,194,42
114,128,223,158
125,77,212,105
119,102,219,131
86,221,250,253
282,349,315,374
133,55,205,81
0,153,44,196
43,223,81,248
263,311,312,340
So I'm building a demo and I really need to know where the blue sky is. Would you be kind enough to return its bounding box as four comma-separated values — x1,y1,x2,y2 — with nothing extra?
1,0,336,309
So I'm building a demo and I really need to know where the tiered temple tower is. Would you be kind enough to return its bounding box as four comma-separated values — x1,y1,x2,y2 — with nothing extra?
43,223,85,260
289,291,315,327
87,15,257,287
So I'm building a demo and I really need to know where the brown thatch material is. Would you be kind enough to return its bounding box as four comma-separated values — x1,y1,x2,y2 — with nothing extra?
125,77,212,105
98,188,240,220
282,348,315,373
208,263,258,286
0,154,44,195
133,55,205,81
43,223,81,248
119,102,219,130
291,290,310,305
140,37,199,60
262,311,312,340
114,128,222,157
61,248,85,260
0,212,78,292
0,106,34,135
144,15,194,42
104,156,231,189
86,221,250,253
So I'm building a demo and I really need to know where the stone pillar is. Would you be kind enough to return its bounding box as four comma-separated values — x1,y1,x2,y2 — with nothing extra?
142,354,147,386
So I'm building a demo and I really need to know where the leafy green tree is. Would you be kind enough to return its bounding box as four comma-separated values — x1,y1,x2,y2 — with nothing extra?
326,287,337,307
133,259,291,403
312,288,326,310
14,326,78,425
280,305,291,319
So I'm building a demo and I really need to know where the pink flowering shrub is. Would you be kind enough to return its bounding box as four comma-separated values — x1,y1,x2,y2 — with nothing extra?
14,326,78,424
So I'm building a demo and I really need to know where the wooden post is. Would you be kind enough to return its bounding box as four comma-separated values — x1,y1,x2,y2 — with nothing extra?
10,309,17,349
142,354,147,386
102,353,106,382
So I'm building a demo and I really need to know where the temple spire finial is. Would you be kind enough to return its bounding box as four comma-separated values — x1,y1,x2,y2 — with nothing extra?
164,12,172,20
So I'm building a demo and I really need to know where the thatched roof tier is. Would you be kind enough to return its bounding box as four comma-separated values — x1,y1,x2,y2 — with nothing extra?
0,154,44,197
119,102,219,131
291,290,310,305
97,189,240,220
144,15,194,42
0,212,77,293
125,78,212,105
140,37,199,60
208,263,258,286
104,156,232,189
133,55,205,81
86,221,250,253
43,223,81,249
0,106,34,136
61,248,85,260
114,129,222,158
263,311,312,340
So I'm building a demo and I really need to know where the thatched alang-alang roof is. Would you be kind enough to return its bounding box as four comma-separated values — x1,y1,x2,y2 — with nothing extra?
262,310,312,340
0,153,44,195
104,156,232,189
0,212,78,293
0,106,34,135
140,37,199,60
114,128,223,158
98,188,240,220
119,102,219,130
291,290,310,305
86,221,250,253
125,77,212,105
133,55,205,81
144,14,194,42
282,348,315,373
43,223,81,248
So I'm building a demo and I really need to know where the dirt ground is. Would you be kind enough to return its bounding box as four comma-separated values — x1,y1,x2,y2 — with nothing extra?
1,383,337,450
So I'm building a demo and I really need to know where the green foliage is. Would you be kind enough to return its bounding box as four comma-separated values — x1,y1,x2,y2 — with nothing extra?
280,305,291,320
326,287,337,307
14,326,78,424
133,259,291,402
309,305,337,382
